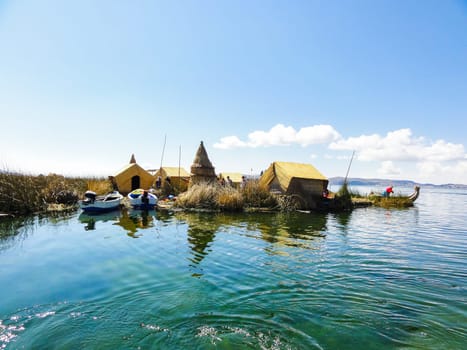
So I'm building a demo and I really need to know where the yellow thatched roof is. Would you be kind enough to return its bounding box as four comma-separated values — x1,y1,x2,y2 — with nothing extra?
259,161,327,192
114,162,156,194
155,167,190,178
219,172,243,184
114,163,149,178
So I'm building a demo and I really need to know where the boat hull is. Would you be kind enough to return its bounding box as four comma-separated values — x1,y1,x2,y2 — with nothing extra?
79,191,123,213
128,189,158,209
79,203,122,213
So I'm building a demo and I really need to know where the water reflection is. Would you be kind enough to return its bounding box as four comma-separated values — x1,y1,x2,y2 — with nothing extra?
249,212,328,244
330,211,353,232
78,210,121,231
113,208,157,238
243,212,328,255
153,209,176,224
174,211,330,269
78,209,159,237
174,212,220,267
0,216,35,252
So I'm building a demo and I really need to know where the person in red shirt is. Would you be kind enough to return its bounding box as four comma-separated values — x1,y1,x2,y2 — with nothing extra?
384,186,394,197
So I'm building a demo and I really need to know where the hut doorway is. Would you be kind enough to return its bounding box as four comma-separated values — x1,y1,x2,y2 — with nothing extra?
131,175,140,190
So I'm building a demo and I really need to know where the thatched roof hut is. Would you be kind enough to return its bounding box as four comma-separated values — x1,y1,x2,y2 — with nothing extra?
259,161,328,209
113,155,156,195
190,141,217,185
218,172,244,187
154,166,190,192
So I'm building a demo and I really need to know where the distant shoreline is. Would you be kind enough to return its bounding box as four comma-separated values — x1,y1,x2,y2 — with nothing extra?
329,177,467,190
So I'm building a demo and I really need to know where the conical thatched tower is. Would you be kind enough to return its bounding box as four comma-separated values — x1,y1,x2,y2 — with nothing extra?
190,141,217,186
129,154,136,164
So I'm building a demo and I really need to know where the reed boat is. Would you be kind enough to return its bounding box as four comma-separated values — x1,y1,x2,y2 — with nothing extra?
407,185,421,202
370,185,420,208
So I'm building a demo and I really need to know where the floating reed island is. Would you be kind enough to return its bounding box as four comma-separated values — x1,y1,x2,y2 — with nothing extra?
1,142,420,217
0,169,420,218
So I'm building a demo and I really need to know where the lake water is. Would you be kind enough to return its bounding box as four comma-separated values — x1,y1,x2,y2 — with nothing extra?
1,187,466,349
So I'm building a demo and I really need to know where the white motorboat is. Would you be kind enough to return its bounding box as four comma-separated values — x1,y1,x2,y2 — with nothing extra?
79,190,123,213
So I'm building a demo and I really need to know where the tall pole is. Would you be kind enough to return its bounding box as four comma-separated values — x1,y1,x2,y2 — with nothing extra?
160,134,167,170
344,150,355,185
178,145,181,190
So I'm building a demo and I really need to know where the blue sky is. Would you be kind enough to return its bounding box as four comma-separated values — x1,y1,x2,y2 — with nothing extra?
1,0,466,185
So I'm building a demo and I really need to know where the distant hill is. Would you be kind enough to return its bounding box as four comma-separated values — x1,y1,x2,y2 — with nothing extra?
328,177,467,189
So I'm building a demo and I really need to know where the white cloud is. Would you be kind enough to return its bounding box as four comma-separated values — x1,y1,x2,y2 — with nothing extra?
213,136,247,149
295,125,341,146
416,160,467,184
425,140,466,161
336,155,352,160
416,161,443,176
329,128,465,162
248,124,297,147
378,161,401,176
214,123,341,149
213,124,467,184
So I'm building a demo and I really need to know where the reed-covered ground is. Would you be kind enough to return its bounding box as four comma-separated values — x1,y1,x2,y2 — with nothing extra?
174,179,356,212
0,170,112,215
176,180,279,211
